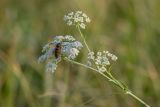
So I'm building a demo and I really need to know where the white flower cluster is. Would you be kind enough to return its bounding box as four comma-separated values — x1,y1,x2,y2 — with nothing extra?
64,11,91,29
51,35,83,59
45,62,57,73
62,41,83,59
38,35,83,73
87,51,118,72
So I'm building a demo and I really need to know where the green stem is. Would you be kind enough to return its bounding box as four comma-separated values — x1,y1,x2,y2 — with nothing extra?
64,58,150,107
64,57,111,81
126,91,150,107
77,25,91,52
107,73,150,107
107,72,125,90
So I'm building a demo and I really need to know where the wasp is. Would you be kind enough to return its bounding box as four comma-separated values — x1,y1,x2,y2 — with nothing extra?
54,43,62,59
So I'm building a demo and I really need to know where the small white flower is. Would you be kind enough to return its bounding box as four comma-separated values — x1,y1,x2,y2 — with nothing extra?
45,62,57,73
64,35,75,41
103,60,110,65
74,17,79,22
54,36,64,43
42,44,49,52
68,48,79,59
82,13,87,18
79,23,86,29
79,17,84,22
104,51,109,54
105,51,118,61
100,66,107,72
97,66,106,72
67,20,73,26
86,17,91,23
88,51,95,60
77,11,82,14
64,15,68,21
64,11,91,29
97,52,102,56
38,55,47,63
107,53,112,57
68,12,74,16
95,57,102,65
111,55,118,61
72,41,83,49
102,57,110,65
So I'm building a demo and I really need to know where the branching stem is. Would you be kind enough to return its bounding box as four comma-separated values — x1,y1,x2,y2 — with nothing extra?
74,23,150,107
64,57,150,107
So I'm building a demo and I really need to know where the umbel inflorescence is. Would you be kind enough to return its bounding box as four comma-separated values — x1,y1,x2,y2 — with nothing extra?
38,11,150,107
38,35,83,73
87,51,117,72
64,11,91,29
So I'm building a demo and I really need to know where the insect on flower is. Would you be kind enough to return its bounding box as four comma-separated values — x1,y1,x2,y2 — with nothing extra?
54,42,62,59
46,42,62,61
38,35,83,72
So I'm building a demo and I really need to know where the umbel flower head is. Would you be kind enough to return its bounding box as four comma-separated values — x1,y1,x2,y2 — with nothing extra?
87,51,118,72
38,35,83,73
64,11,91,29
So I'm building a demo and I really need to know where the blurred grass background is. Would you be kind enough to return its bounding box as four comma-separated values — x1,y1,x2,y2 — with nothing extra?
0,0,160,107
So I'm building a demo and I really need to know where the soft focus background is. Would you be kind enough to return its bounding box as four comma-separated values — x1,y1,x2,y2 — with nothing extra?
0,0,160,107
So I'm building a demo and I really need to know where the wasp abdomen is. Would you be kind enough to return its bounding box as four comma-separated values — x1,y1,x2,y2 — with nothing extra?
54,43,61,59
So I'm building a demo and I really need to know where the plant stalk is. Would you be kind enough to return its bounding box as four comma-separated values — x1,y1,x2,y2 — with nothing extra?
77,25,91,52
64,58,150,107
126,91,150,107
